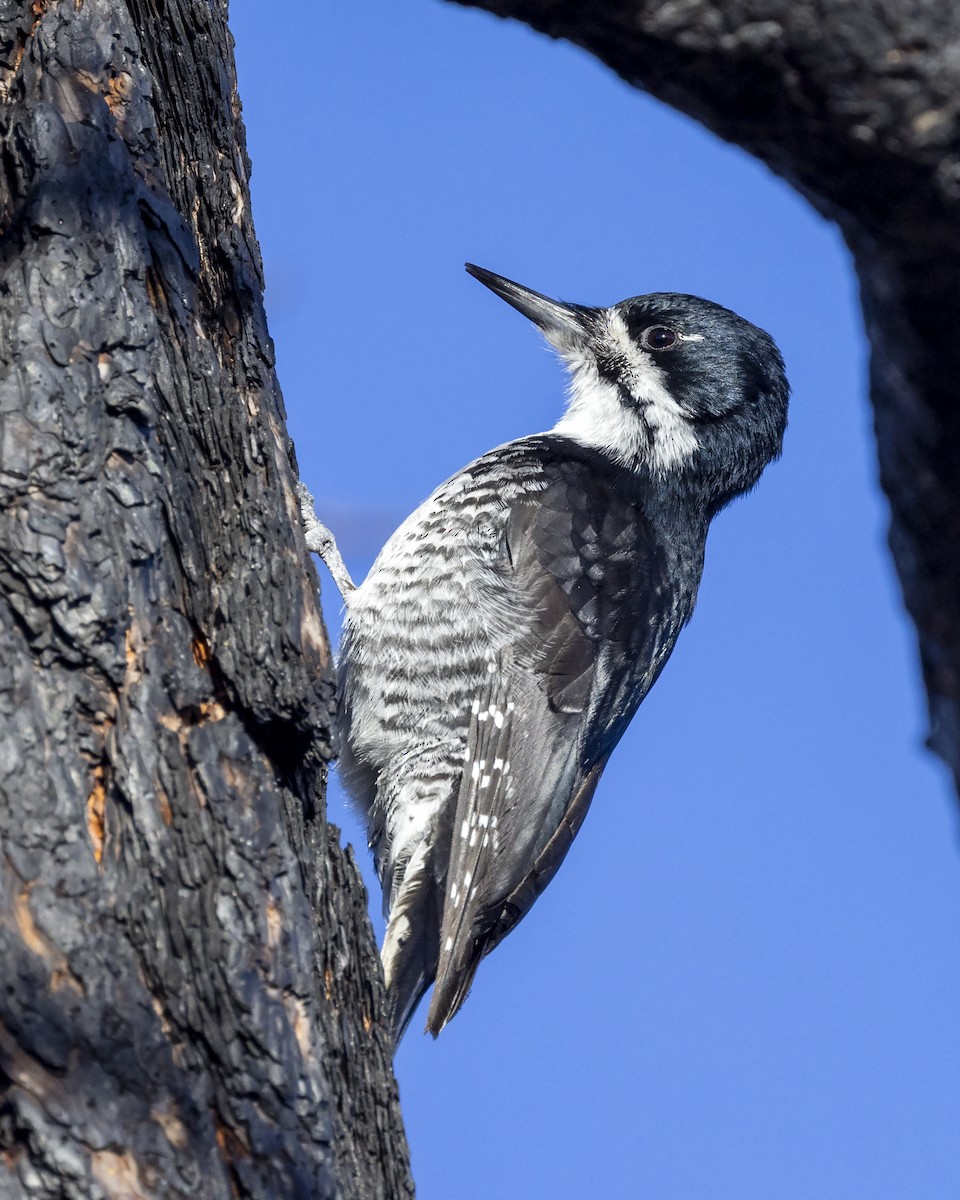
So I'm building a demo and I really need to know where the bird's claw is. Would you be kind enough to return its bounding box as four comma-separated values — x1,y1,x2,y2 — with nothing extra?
297,481,356,598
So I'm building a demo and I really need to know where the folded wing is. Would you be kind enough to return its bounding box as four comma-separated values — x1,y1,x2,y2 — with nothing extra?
427,455,684,1033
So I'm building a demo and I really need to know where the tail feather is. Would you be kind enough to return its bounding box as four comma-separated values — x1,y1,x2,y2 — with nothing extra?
381,841,440,1044
383,943,433,1045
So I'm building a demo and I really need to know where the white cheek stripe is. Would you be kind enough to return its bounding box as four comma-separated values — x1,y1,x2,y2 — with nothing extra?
553,358,647,468
550,309,699,474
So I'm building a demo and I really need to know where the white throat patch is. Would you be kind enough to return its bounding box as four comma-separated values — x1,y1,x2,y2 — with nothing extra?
551,309,699,474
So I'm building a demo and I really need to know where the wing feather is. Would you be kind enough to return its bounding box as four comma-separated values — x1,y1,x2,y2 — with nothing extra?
427,670,517,1031
425,458,686,1033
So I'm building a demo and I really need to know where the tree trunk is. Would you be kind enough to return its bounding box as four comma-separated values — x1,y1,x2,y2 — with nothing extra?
0,2,411,1197
449,0,960,794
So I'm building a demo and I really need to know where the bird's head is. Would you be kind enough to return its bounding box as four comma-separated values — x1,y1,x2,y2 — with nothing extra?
466,264,789,514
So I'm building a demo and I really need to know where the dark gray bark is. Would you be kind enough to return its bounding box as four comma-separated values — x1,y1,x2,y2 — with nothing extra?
0,2,411,1197
448,0,960,792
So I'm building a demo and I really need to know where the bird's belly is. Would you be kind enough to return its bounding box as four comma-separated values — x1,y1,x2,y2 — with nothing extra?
344,573,491,745
337,541,500,872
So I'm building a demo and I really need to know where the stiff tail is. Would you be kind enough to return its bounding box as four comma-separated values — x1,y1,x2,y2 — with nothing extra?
381,841,440,1044
383,938,434,1045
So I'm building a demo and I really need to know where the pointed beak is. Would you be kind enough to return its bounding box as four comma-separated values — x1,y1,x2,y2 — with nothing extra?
465,264,593,350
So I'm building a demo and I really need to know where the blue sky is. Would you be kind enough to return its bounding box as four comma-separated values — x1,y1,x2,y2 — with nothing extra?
230,4,960,1196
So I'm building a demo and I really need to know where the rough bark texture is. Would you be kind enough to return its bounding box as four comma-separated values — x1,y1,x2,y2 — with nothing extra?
449,0,960,791
0,2,412,1197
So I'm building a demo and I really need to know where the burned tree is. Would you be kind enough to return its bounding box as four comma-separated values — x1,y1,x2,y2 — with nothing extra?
0,2,411,1196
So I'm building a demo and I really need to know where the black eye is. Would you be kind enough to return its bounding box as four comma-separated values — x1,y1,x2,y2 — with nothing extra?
640,325,680,351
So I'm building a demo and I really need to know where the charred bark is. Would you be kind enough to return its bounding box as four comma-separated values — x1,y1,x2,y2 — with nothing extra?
0,1,411,1197
449,0,960,792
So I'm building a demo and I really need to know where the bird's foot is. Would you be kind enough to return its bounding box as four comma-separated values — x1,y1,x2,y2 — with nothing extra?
297,482,356,598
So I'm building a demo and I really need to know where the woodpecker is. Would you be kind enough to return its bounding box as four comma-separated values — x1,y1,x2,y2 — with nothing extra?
300,264,789,1043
